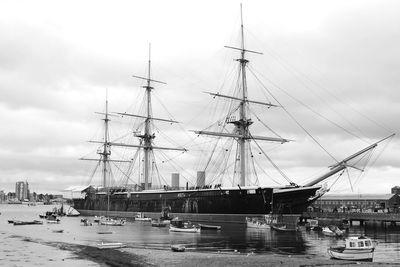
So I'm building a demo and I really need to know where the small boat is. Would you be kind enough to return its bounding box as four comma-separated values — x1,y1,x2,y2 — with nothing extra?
151,219,168,227
81,218,93,226
97,242,126,249
100,217,126,226
199,224,221,230
271,224,298,232
7,220,14,224
134,213,152,221
246,214,277,229
305,219,321,231
169,218,200,233
97,231,113,234
52,229,64,233
93,216,105,223
65,206,80,217
100,220,125,226
47,218,61,224
327,236,376,261
13,220,43,225
171,244,186,252
322,225,343,237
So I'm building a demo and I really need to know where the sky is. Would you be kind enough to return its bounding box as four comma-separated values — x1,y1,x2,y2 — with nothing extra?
0,0,399,194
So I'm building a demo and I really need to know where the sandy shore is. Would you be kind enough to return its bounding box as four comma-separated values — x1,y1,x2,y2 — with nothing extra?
40,240,398,267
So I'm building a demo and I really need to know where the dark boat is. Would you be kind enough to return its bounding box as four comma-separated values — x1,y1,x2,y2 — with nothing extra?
13,220,43,225
271,223,299,232
199,224,221,230
71,6,392,223
171,244,186,252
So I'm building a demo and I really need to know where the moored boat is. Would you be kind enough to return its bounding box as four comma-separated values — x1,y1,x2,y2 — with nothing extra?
100,217,126,226
271,223,299,232
246,214,277,229
169,218,200,233
327,236,376,261
134,213,152,222
151,219,168,227
171,244,186,252
322,225,343,237
199,224,221,230
52,229,64,233
97,242,126,249
13,220,43,225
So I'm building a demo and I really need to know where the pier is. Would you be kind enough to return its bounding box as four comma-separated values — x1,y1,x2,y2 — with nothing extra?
302,211,400,226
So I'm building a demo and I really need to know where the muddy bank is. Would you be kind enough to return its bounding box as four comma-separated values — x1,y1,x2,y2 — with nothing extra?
17,236,397,267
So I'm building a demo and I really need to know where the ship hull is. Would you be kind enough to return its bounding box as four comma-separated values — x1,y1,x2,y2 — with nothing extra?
73,185,321,223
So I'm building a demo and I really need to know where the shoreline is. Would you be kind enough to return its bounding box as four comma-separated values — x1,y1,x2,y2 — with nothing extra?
40,239,397,267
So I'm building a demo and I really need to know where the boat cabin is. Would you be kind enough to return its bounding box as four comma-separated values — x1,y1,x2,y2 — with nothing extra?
345,236,374,250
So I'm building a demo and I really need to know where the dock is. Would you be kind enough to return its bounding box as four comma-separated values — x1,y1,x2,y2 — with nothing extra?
302,211,400,226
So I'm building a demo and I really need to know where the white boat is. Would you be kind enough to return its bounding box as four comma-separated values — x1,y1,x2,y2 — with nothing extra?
322,225,343,237
100,218,126,226
65,206,80,217
47,220,60,224
169,225,200,233
97,242,126,249
327,236,376,261
134,212,152,221
246,214,277,229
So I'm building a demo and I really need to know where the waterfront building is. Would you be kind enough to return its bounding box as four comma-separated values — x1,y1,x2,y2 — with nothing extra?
311,194,400,213
15,181,30,201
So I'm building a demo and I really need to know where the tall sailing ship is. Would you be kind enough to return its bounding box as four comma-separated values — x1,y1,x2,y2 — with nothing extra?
72,7,393,223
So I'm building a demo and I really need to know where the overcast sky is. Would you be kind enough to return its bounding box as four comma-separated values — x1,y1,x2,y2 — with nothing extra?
0,0,399,194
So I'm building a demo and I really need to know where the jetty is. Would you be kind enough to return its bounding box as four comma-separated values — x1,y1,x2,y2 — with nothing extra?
302,211,400,226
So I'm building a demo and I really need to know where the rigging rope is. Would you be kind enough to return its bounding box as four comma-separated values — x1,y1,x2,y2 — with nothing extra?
251,135,293,184
247,66,339,163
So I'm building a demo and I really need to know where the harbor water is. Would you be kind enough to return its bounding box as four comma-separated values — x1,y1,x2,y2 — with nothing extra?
0,204,399,266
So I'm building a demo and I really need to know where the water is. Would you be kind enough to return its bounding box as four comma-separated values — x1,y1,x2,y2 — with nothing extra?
1,204,400,266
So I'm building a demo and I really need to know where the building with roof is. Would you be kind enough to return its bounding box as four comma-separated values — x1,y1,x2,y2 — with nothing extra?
311,194,400,213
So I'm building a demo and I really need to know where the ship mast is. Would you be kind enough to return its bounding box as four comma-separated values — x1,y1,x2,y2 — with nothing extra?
110,44,186,190
102,93,111,187
195,5,288,186
143,45,153,190
238,5,249,186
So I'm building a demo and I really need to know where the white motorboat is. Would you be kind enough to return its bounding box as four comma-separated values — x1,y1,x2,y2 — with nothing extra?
134,212,152,221
97,242,126,249
169,225,200,233
100,217,126,226
322,225,343,237
327,236,376,261
169,218,200,233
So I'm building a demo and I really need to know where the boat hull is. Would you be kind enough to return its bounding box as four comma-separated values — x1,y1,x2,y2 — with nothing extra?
169,225,200,233
73,185,321,223
327,247,374,261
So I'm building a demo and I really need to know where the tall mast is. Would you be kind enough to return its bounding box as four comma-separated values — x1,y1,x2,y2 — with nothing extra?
194,5,287,187
102,91,110,187
113,44,186,191
143,44,153,190
238,3,248,186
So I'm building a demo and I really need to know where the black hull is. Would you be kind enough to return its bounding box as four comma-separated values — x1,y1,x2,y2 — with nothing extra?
73,186,321,222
